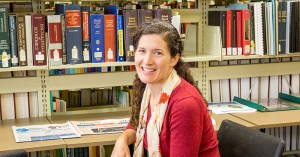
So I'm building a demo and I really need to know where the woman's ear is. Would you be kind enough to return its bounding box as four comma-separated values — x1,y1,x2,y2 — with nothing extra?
171,53,180,67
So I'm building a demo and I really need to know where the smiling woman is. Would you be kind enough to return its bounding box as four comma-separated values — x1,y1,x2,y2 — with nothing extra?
111,19,220,157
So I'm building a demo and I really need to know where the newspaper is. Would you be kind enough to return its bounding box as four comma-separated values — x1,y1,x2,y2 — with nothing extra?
69,118,129,135
12,121,81,143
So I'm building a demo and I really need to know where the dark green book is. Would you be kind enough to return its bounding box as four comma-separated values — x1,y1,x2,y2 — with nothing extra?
0,6,11,68
233,96,300,112
279,92,300,104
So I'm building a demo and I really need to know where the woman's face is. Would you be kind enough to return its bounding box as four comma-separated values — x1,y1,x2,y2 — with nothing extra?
135,34,179,85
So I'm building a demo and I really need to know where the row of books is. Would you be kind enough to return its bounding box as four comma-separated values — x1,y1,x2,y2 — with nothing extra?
208,1,300,57
0,4,175,69
50,87,132,112
0,71,39,120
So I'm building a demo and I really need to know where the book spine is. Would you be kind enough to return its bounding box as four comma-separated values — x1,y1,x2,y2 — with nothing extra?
249,5,256,55
123,10,138,61
137,9,154,26
278,2,287,54
47,15,63,66
16,14,27,66
9,15,18,67
104,14,116,62
226,10,232,56
241,9,251,55
25,15,33,66
236,11,242,55
0,7,11,68
154,9,171,23
117,15,125,62
32,14,46,65
65,4,82,64
81,6,91,63
90,14,104,63
61,15,67,64
231,11,237,55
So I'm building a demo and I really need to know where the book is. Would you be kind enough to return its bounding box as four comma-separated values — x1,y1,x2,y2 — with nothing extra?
279,92,300,104
233,96,300,112
47,15,63,66
65,4,82,64
104,14,116,62
208,102,257,114
25,15,33,66
8,15,19,67
32,14,47,65
0,6,11,68
116,15,125,62
16,14,27,66
123,9,138,61
81,6,91,63
90,14,104,63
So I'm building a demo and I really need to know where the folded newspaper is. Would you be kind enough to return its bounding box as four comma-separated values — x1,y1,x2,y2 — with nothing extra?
12,121,81,143
12,118,129,143
70,118,129,135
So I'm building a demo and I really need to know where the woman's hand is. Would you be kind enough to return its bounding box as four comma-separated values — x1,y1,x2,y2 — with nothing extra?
111,129,136,157
111,137,131,157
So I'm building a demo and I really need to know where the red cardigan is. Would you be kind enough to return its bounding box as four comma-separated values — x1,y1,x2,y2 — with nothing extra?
127,78,220,157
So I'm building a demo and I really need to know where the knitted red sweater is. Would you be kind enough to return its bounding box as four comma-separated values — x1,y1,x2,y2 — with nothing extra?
127,78,220,157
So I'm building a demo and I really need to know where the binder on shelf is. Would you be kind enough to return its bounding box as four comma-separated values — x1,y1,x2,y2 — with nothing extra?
203,26,222,57
233,96,300,112
279,93,300,104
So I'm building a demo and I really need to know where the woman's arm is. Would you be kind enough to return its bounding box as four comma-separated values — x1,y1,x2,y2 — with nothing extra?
111,129,136,157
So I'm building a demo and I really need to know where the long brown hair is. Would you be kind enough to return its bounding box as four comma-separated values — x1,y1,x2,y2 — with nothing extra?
130,19,204,128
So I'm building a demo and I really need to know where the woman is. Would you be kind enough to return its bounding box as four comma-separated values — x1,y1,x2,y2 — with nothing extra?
112,20,219,157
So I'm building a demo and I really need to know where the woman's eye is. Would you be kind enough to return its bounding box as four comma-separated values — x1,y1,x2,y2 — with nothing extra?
154,51,162,55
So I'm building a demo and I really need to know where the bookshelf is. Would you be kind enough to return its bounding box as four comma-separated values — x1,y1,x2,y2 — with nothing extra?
1,0,300,155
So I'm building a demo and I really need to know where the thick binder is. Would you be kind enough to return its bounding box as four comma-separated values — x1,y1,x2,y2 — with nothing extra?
279,93,300,104
233,96,300,112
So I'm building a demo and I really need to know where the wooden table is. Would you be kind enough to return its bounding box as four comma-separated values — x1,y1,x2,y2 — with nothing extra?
0,117,66,153
211,113,255,131
47,111,130,148
231,110,300,128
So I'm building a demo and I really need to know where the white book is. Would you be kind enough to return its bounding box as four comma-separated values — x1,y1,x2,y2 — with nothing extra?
0,93,15,120
230,78,239,101
291,74,300,94
260,76,269,99
13,71,29,119
281,75,291,94
250,77,259,100
29,92,39,117
220,79,230,102
25,15,33,66
291,126,297,150
269,76,279,98
15,92,30,119
210,80,221,102
240,78,250,99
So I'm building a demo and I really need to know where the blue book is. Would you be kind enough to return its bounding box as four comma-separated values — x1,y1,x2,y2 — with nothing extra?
117,15,125,62
9,15,18,67
65,4,82,64
90,14,104,63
